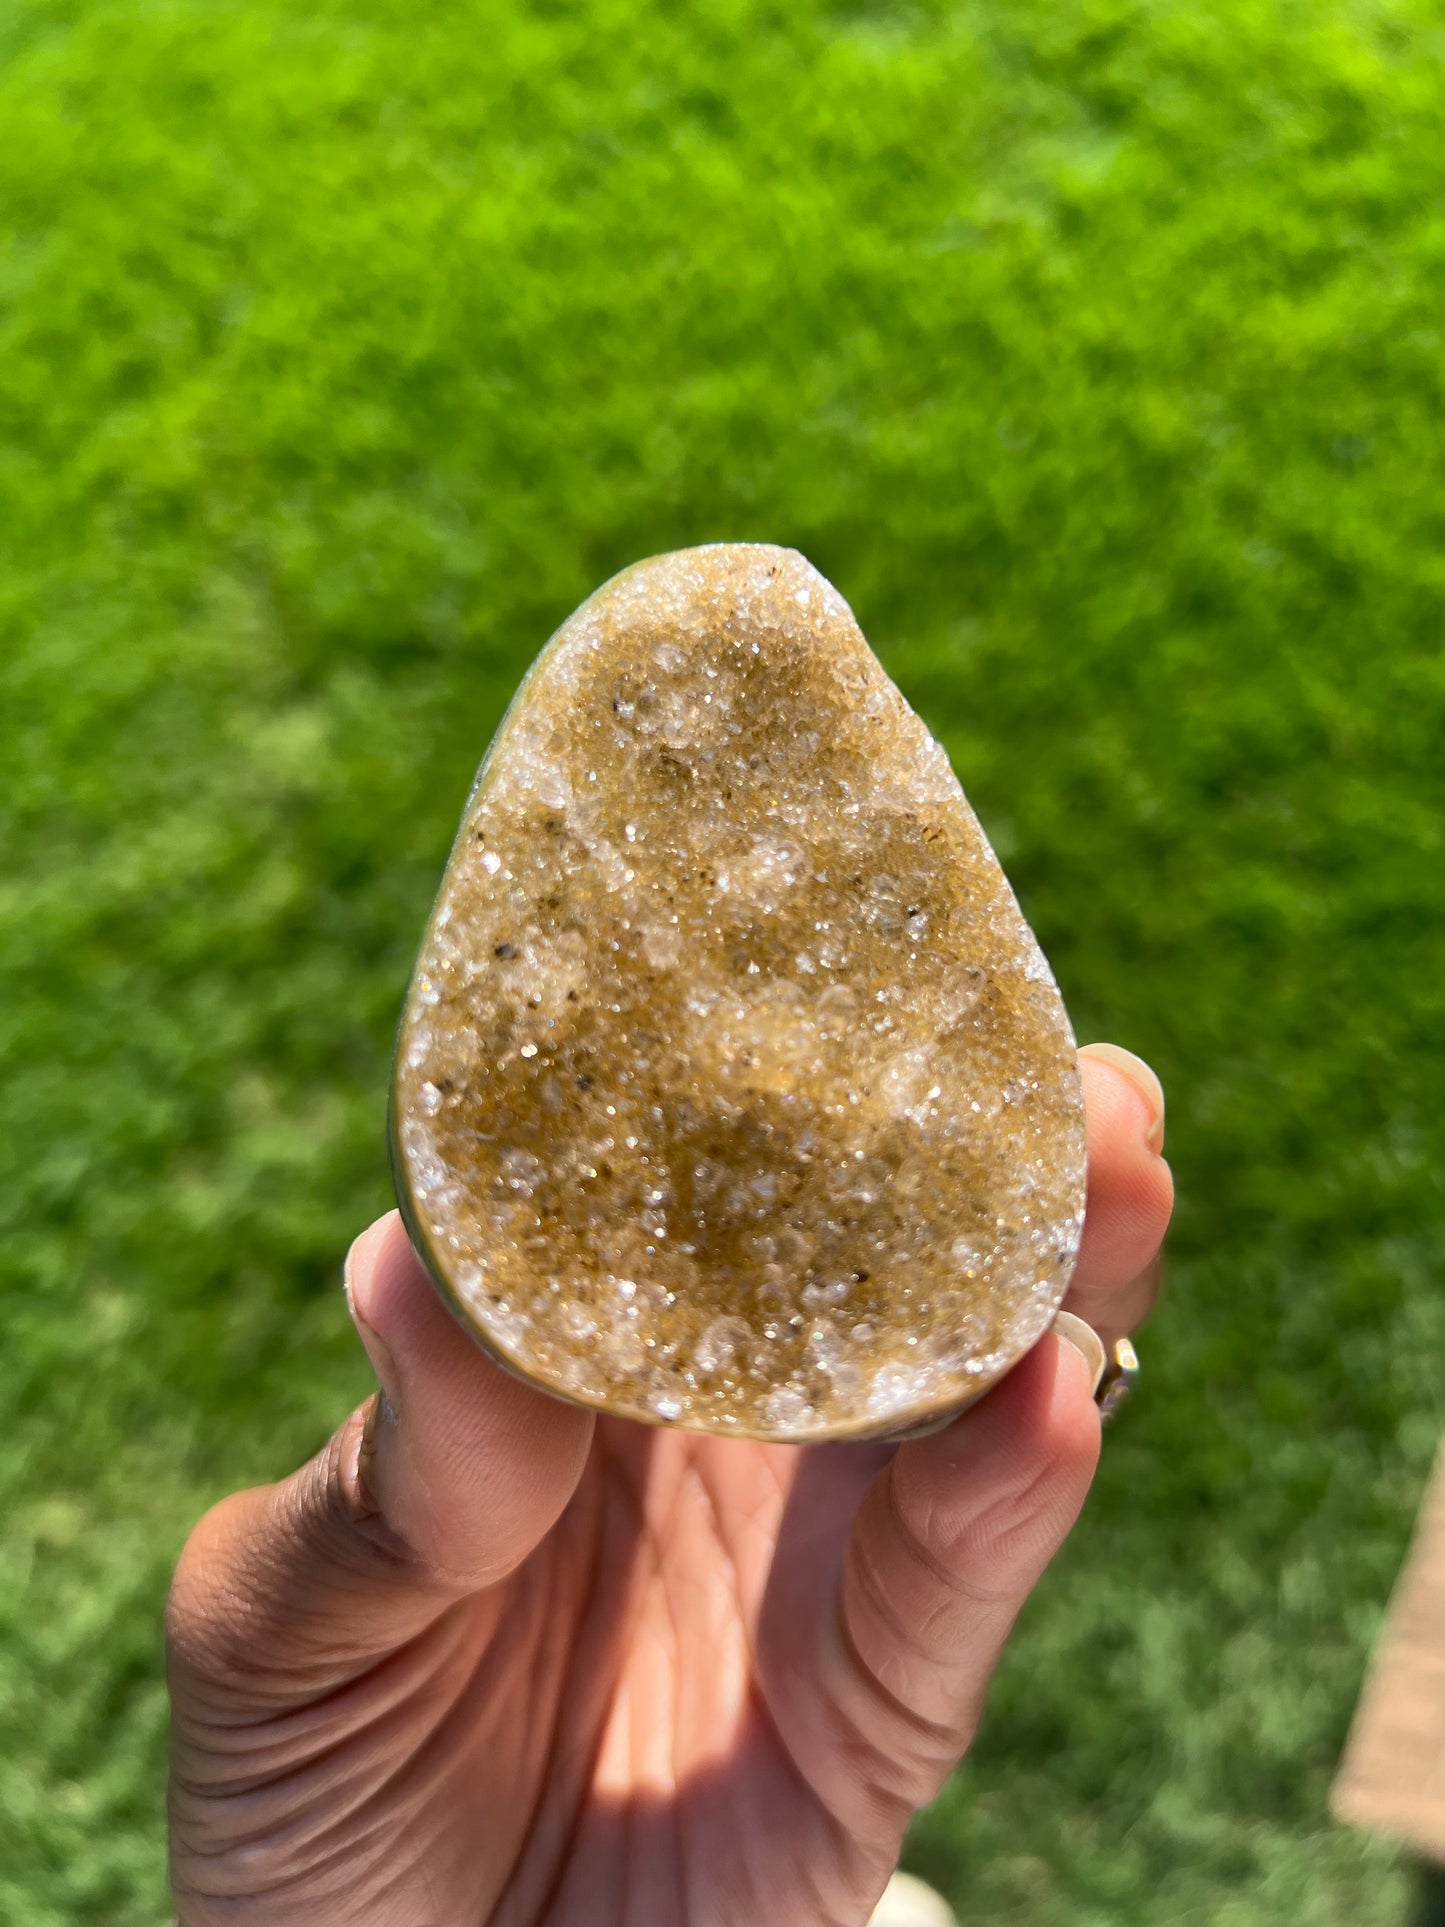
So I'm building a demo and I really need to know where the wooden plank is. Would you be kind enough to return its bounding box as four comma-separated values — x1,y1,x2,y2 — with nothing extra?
1333,1445,1445,1865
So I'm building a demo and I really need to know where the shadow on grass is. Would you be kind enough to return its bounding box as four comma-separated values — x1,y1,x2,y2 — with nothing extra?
1414,1863,1445,1927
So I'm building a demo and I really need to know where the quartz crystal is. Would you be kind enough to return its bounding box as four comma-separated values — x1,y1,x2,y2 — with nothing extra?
392,545,1086,1441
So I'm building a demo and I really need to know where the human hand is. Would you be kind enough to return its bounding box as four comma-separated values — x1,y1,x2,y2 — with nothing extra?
167,1044,1172,1926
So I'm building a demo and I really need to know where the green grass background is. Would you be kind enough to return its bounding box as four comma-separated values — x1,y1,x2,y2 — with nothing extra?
2,0,1443,1918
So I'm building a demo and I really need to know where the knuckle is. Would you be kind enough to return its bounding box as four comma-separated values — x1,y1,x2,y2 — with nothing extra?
167,1421,457,1703
165,1490,271,1686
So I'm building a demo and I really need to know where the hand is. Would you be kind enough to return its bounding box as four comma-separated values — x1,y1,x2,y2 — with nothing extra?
167,1044,1172,1926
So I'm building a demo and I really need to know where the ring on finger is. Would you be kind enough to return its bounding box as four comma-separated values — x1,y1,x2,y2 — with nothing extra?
1053,1311,1140,1423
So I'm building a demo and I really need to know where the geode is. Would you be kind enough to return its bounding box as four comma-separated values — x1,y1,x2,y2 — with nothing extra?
391,545,1086,1441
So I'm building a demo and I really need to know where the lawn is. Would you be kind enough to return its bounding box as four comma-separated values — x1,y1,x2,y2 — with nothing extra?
2,0,1443,1919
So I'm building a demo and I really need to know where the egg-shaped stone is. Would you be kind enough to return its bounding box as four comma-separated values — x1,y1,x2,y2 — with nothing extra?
391,544,1086,1441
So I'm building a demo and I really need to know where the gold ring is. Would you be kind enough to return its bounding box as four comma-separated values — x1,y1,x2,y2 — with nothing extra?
1096,1335,1140,1422
1052,1312,1139,1422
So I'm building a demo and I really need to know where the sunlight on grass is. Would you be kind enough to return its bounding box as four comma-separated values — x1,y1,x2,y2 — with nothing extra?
1,0,1442,1918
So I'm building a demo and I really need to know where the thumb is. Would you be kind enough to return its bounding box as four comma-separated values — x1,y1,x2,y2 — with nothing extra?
343,1210,594,1585
167,1212,593,1703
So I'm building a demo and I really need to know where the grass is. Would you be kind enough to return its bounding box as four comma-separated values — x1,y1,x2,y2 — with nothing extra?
2,0,1443,1918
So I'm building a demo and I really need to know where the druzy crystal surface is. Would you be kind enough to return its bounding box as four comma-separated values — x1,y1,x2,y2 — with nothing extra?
392,545,1086,1440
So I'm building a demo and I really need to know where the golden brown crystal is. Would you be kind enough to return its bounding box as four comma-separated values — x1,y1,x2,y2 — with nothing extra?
392,545,1086,1440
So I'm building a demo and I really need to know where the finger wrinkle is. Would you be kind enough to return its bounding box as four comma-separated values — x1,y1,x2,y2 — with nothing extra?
277,1422,436,1594
934,1449,1088,1595
766,1657,917,1841
849,1494,971,1665
836,1559,961,1744
825,1639,957,1819
894,1353,1099,1589
879,1463,1015,1618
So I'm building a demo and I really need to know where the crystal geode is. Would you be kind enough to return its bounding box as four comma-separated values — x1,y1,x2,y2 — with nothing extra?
391,545,1086,1441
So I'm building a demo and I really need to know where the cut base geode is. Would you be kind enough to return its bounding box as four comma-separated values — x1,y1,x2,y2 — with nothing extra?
391,545,1086,1442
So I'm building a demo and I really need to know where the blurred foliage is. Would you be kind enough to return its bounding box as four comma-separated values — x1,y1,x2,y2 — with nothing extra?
1,0,1442,1919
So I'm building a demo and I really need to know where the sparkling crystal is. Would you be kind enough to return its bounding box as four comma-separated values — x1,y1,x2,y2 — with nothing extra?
391,545,1086,1440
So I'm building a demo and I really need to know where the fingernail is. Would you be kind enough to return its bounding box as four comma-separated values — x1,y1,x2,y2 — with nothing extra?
344,1235,402,1408
1053,1311,1107,1397
1080,1042,1166,1154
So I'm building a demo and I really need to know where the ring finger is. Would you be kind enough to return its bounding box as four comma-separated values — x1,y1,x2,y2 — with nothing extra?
1063,1043,1173,1346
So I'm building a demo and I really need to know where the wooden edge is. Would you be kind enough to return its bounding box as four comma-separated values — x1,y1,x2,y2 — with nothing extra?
1332,1442,1445,1866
